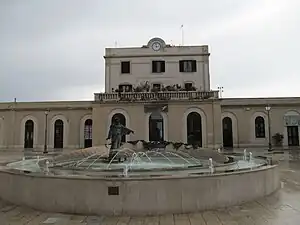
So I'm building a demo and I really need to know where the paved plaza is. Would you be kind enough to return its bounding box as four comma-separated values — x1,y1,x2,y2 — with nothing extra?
0,149,300,224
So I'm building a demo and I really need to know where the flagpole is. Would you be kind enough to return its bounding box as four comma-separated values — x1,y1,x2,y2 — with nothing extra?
181,25,184,46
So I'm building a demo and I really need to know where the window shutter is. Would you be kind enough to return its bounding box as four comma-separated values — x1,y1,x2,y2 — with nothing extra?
161,61,165,72
192,60,197,72
152,61,157,73
179,61,184,72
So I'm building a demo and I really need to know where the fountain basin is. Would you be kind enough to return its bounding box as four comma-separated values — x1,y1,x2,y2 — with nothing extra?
0,164,279,216
0,146,280,216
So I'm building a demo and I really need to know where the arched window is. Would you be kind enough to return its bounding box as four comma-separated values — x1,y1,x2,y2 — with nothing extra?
84,119,92,148
54,119,64,148
255,116,265,138
24,120,34,148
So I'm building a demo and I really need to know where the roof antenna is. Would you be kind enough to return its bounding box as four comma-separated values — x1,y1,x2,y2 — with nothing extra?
14,98,17,103
114,41,118,47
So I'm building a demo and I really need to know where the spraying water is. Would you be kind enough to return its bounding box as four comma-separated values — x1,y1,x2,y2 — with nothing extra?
243,149,247,161
209,158,214,174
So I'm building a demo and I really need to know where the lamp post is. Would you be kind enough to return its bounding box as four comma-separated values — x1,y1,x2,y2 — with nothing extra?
43,111,49,154
265,105,272,151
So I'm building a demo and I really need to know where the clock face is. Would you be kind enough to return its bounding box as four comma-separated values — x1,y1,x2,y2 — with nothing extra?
152,42,161,51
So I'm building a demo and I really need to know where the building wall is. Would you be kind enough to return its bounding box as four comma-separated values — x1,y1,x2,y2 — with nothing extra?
221,98,300,148
105,38,210,93
92,100,222,149
1,98,300,150
0,101,92,149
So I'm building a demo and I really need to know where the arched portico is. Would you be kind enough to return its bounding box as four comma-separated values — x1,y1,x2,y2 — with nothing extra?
221,112,238,148
0,117,4,148
182,108,207,147
49,115,69,149
80,114,93,148
20,115,39,149
283,110,300,147
145,112,168,141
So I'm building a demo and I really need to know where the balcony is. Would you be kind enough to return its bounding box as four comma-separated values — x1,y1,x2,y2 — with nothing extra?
94,91,219,103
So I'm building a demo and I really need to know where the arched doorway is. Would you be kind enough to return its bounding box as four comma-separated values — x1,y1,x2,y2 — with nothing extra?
111,113,126,142
54,119,64,149
186,112,202,147
84,119,93,148
149,112,164,141
222,117,233,148
24,120,34,148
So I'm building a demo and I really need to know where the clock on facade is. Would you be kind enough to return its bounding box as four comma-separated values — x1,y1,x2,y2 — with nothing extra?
152,42,162,51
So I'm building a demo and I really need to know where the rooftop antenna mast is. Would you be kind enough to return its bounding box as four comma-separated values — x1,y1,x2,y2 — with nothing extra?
114,41,118,47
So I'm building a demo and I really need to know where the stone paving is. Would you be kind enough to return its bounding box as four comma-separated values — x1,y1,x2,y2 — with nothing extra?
0,149,300,224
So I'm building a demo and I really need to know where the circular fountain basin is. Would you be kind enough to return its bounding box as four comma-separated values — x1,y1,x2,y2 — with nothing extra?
0,148,280,216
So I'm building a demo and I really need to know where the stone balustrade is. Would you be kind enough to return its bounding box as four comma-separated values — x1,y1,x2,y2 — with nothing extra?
94,91,219,102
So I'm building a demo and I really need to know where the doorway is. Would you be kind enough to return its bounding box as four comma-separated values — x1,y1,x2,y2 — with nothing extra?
54,119,64,149
186,112,202,147
222,117,233,148
149,112,164,141
111,113,126,142
84,119,92,148
24,120,34,148
287,126,299,146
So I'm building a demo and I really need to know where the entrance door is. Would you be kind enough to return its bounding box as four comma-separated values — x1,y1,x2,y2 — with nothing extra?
84,119,93,148
149,112,164,141
222,117,233,148
24,120,34,148
287,126,299,146
54,119,64,149
186,112,202,147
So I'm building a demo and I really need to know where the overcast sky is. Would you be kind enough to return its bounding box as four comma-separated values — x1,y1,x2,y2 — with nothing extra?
0,0,299,102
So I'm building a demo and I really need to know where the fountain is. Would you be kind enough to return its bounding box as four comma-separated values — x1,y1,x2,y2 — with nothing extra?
0,116,279,216
0,142,280,216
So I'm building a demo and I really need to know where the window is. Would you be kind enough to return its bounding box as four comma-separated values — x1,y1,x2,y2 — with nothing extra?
118,84,132,92
184,82,193,91
152,83,161,91
152,61,165,73
121,61,130,74
255,116,266,138
179,60,197,72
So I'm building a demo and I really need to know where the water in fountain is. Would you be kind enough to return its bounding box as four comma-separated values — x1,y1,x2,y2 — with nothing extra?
209,158,214,174
243,149,247,161
45,160,50,174
55,147,204,173
249,152,253,162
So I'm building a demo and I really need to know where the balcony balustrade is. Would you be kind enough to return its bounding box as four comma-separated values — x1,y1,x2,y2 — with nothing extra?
94,91,219,102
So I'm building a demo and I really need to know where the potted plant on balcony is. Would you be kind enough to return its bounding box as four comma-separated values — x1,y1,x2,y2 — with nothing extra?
272,133,284,147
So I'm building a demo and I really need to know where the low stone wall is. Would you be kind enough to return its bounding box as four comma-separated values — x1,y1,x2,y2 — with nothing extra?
0,165,279,216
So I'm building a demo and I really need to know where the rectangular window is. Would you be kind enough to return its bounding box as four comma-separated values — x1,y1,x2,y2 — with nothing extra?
184,82,193,91
179,60,197,72
152,61,165,73
118,84,132,92
121,61,130,74
152,83,161,91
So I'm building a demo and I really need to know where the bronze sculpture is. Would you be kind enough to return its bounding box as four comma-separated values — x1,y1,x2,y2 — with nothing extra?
106,117,134,161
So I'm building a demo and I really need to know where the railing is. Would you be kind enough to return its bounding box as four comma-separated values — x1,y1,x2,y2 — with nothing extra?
94,91,219,102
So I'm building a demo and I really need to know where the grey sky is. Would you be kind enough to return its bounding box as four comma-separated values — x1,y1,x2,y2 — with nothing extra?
0,0,299,102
